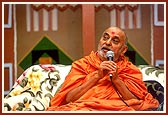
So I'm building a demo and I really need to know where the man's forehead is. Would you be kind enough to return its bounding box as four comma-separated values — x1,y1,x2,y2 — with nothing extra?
104,28,121,36
103,27,126,41
105,28,123,35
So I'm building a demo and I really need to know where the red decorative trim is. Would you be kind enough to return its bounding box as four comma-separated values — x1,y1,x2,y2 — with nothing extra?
95,4,139,12
31,4,139,12
68,4,81,11
31,4,82,12
127,4,139,12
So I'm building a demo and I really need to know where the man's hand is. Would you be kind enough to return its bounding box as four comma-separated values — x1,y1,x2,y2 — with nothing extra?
98,61,118,81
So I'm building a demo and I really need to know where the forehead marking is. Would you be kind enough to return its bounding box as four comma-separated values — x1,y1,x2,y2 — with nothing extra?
111,31,115,35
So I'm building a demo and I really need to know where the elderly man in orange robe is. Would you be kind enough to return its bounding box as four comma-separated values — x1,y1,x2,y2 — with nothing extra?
46,26,159,111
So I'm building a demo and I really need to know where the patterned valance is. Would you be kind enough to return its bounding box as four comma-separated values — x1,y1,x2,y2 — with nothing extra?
28,4,141,32
31,4,139,12
95,4,139,12
31,4,81,11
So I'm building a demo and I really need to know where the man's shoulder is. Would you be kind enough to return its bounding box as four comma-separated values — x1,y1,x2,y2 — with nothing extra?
72,56,90,67
126,61,142,73
73,51,97,65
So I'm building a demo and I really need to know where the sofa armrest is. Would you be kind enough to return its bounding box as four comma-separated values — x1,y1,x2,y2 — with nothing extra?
138,65,165,87
3,64,71,111
144,80,164,104
138,65,165,111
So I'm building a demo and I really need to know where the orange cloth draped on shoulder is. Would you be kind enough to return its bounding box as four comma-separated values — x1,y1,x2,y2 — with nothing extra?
46,51,159,111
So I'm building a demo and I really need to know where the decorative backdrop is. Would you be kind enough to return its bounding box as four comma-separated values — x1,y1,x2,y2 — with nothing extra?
27,4,141,32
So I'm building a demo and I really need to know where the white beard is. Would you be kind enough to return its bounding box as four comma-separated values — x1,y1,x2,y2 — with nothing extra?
98,50,107,61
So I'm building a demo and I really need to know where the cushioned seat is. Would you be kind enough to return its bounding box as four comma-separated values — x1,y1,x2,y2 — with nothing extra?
144,80,164,104
3,64,165,111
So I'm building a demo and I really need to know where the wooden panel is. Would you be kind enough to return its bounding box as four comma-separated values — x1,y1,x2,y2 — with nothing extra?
153,4,164,65
4,4,9,24
82,4,95,56
4,63,13,95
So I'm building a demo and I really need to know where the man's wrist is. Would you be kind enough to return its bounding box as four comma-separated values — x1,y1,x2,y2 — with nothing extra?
111,76,120,84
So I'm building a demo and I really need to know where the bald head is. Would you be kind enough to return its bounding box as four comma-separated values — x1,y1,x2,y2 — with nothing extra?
103,27,128,45
97,26,128,61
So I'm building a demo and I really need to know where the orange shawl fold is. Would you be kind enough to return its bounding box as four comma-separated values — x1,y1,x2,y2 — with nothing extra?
47,51,159,111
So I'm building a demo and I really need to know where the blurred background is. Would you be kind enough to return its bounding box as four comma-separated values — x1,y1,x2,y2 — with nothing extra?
3,3,165,95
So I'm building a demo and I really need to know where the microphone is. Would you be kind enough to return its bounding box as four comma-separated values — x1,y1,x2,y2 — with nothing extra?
106,50,114,80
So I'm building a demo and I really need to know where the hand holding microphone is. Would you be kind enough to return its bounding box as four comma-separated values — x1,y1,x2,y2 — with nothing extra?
106,51,114,80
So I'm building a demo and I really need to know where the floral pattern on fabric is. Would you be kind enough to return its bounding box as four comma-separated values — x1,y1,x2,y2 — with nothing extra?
3,64,164,111
3,64,70,111
138,65,164,87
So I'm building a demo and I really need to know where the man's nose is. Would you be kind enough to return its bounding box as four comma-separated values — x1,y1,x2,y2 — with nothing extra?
106,38,112,46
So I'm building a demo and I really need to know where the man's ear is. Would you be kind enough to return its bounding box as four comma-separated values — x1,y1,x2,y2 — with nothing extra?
121,45,128,56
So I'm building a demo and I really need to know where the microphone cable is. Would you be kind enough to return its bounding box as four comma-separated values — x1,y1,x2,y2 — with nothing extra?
110,78,130,107
106,50,129,107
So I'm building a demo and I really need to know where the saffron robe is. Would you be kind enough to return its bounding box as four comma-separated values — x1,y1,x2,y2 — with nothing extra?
47,51,159,111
